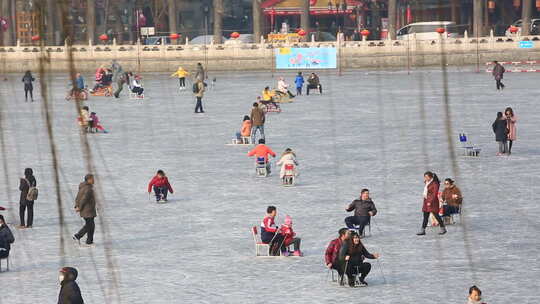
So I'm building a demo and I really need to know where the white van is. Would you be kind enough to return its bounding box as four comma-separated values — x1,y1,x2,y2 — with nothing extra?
397,21,460,40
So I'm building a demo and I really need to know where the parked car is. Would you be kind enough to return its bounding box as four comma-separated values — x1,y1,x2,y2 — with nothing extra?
224,34,255,44
505,19,540,36
189,35,228,45
143,36,171,45
308,31,337,42
397,21,460,40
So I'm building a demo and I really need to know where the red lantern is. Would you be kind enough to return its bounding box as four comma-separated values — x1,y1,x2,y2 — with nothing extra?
488,0,495,11
298,29,307,37
169,33,180,40
230,32,240,39
349,14,357,21
31,35,40,41
436,27,445,34
99,34,109,41
360,29,370,37
510,26,519,34
536,0,540,11
513,0,521,9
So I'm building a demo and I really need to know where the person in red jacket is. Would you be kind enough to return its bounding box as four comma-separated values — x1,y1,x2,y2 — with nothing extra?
147,170,174,202
325,228,350,282
417,171,446,236
247,139,276,174
279,215,302,256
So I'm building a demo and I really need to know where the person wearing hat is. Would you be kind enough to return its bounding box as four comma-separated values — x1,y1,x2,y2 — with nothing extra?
0,214,14,260
73,174,97,245
57,267,84,304
279,215,302,256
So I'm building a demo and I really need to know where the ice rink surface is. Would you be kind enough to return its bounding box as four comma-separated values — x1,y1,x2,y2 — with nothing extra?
0,67,539,303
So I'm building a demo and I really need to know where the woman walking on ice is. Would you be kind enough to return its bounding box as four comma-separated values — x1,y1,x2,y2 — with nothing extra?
417,171,446,236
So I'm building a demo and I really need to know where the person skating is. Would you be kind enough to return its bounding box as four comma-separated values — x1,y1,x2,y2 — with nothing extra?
492,61,505,90
0,215,15,260
417,171,446,235
147,170,174,202
338,231,380,287
276,148,299,181
193,79,205,113
22,70,35,102
492,112,508,156
325,228,350,281
73,174,97,246
250,102,266,144
279,215,302,256
18,168,37,228
306,73,322,95
247,139,276,174
57,267,84,304
294,72,304,96
344,189,377,236
505,107,517,155
261,206,285,256
171,66,190,90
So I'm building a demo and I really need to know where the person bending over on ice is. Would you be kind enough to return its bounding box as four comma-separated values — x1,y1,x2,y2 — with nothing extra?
261,206,285,256
148,170,174,202
344,189,377,236
0,215,15,260
325,228,350,279
89,112,108,133
276,148,299,180
57,267,84,304
417,171,446,235
247,139,276,174
338,231,380,287
78,106,93,133
131,75,144,96
279,215,302,256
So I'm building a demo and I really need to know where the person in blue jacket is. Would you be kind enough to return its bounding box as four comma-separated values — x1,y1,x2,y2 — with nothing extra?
294,72,304,96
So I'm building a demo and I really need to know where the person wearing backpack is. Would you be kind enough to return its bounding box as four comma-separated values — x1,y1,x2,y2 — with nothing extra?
193,78,205,113
18,168,37,229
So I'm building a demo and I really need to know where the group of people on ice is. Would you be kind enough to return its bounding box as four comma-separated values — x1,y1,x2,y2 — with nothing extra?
492,107,517,156
78,106,108,133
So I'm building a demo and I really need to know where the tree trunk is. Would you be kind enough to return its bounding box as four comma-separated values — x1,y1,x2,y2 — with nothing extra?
450,0,460,24
388,0,397,40
213,0,223,44
473,0,483,37
252,0,261,43
300,0,309,41
55,1,65,44
522,0,532,35
110,1,124,44
168,0,177,44
87,0,96,44
0,0,12,45
46,0,55,45
371,1,381,39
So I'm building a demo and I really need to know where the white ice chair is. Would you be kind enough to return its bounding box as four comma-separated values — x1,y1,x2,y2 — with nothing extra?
251,226,270,256
0,252,10,272
282,164,296,186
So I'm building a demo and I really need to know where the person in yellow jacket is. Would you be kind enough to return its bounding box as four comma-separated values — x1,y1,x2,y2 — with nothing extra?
171,67,190,90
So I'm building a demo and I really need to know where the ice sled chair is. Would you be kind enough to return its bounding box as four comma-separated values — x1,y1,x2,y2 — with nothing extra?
251,226,271,256
232,132,251,144
282,164,296,186
0,251,10,272
459,133,481,157
255,157,268,177
350,217,371,238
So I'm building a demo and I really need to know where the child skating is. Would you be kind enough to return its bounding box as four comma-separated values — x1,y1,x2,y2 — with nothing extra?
147,170,174,202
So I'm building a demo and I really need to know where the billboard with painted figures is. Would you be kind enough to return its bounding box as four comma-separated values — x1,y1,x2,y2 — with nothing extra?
275,47,337,69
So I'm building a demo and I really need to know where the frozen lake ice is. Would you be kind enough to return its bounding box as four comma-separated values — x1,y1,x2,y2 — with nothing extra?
0,67,539,303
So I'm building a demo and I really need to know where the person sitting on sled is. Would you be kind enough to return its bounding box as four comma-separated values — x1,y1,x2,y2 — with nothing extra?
247,139,276,174
147,170,174,202
131,75,144,96
89,112,108,133
276,148,299,180
235,115,252,144
90,67,106,92
277,77,295,98
261,206,285,256
279,215,302,256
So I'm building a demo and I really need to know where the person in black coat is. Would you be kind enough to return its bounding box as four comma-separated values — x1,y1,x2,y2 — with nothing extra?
344,189,377,236
0,215,15,259
57,267,84,304
337,232,380,287
19,168,37,228
492,112,508,156
22,70,35,102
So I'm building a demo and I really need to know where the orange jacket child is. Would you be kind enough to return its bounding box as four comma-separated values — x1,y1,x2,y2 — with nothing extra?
247,144,276,162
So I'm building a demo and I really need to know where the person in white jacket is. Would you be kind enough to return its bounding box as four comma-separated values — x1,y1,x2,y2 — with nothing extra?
277,77,295,98
276,148,299,179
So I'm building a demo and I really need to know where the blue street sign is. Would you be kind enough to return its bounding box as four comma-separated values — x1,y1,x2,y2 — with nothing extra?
519,41,534,48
